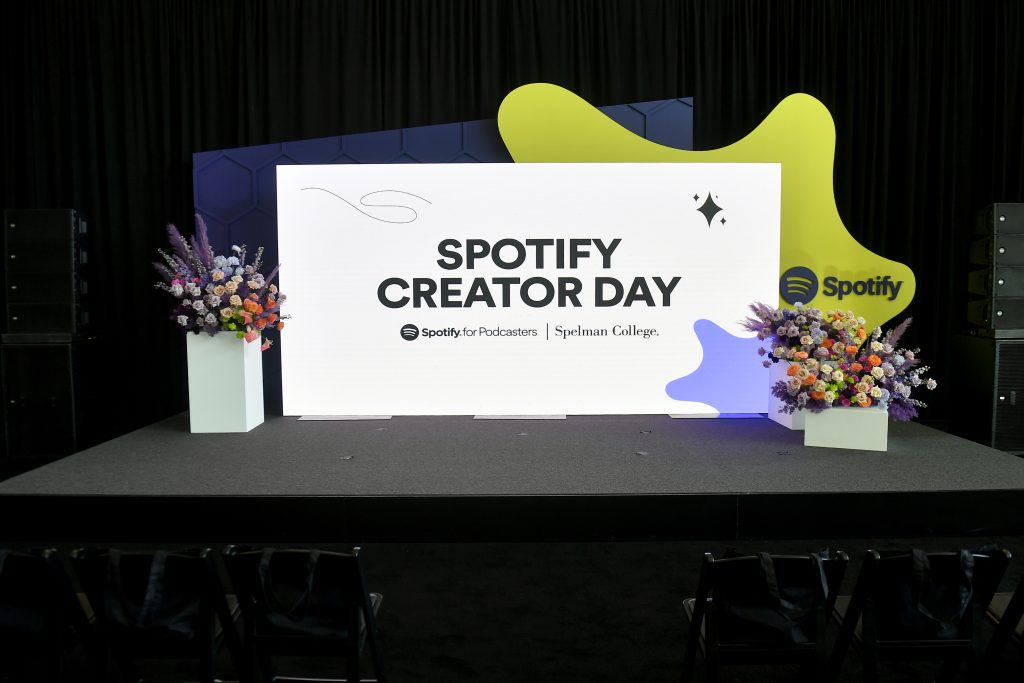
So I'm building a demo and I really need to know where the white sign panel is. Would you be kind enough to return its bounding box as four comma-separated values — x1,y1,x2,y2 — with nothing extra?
277,163,780,416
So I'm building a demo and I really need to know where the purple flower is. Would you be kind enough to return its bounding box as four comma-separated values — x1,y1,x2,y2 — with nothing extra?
888,402,918,421
744,302,937,424
154,214,288,350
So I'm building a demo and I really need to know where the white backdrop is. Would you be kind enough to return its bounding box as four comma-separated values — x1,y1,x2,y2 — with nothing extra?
277,163,779,416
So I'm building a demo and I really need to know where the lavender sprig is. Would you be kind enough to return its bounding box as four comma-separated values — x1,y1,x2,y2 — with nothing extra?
191,214,215,271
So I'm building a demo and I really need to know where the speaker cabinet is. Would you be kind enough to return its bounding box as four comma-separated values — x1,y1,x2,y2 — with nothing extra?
3,208,90,340
951,334,1024,454
968,204,1024,331
1,341,97,458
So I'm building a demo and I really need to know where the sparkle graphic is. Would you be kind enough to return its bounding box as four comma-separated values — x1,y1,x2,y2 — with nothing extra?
696,193,723,227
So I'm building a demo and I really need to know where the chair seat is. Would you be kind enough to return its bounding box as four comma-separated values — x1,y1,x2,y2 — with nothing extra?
831,594,975,652
684,597,822,653
831,593,974,643
255,592,383,640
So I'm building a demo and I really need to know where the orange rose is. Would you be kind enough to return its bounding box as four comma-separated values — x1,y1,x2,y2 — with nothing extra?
794,351,808,360
256,318,267,329
851,362,863,373
822,338,834,349
267,313,278,323
868,354,882,367
802,373,817,385
857,396,873,407
857,328,867,340
787,364,798,376
810,391,825,400
845,345,859,355
276,321,285,331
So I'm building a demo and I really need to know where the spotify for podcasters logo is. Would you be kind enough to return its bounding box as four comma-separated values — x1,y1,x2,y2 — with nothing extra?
400,324,420,341
779,266,818,305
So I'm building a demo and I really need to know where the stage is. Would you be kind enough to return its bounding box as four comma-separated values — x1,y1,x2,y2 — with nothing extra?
2,414,1024,543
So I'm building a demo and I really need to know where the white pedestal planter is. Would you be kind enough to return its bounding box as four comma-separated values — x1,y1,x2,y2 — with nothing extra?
768,361,805,430
186,333,264,433
804,406,888,451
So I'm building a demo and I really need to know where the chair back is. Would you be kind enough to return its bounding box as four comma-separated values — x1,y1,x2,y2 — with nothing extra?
73,547,214,643
864,548,1010,642
70,546,234,683
0,548,65,640
0,548,85,682
681,550,848,683
222,545,385,682
829,546,1012,682
704,552,847,646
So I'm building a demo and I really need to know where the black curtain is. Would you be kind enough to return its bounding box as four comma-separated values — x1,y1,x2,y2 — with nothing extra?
1,0,1022,437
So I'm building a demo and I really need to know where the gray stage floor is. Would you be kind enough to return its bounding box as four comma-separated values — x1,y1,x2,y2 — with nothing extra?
2,413,1024,542
3,413,1024,496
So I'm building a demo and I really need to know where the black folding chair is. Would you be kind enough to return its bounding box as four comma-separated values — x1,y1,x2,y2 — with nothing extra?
223,546,386,683
0,547,89,682
829,547,1012,683
681,550,849,682
984,577,1024,674
70,546,243,683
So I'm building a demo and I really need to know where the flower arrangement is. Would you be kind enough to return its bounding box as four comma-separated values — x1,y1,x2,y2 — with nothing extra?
742,302,936,421
153,214,287,349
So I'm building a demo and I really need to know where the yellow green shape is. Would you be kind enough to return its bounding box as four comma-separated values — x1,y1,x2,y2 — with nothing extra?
496,83,915,330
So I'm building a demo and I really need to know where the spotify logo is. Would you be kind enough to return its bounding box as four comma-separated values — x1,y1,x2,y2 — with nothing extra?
400,324,420,341
779,266,818,305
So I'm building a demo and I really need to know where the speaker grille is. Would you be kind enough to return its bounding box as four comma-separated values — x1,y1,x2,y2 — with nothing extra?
2,344,77,457
968,204,1024,335
995,343,1024,452
3,208,90,337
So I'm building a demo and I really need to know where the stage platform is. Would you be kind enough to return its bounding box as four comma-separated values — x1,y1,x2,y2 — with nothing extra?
2,413,1024,543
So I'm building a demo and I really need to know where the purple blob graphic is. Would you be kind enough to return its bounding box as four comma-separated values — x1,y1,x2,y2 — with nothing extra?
665,319,768,413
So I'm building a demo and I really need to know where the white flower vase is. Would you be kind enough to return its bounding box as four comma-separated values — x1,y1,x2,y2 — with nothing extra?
804,405,888,451
186,333,264,433
768,361,805,430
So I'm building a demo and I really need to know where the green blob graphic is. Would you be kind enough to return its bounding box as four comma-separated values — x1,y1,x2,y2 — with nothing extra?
497,83,915,330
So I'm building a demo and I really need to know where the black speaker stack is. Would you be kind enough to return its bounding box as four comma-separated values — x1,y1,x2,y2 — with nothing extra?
2,209,97,460
953,203,1024,455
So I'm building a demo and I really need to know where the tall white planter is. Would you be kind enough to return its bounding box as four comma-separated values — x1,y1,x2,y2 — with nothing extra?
768,361,805,430
186,333,264,433
804,406,888,451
